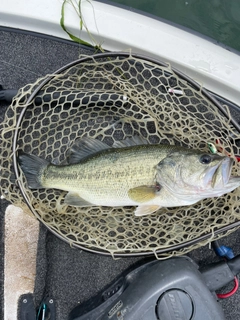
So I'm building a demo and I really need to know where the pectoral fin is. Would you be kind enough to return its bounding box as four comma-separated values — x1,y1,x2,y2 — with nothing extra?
128,185,158,203
64,192,93,207
135,205,161,216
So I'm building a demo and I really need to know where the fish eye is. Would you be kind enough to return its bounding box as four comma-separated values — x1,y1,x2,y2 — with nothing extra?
199,154,212,164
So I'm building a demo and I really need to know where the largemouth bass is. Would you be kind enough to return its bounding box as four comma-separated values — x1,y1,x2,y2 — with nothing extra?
18,137,240,216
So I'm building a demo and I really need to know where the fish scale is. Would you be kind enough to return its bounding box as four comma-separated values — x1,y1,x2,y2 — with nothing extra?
42,145,167,201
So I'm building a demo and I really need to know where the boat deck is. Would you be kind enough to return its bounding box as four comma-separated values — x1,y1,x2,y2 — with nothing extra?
1,28,240,320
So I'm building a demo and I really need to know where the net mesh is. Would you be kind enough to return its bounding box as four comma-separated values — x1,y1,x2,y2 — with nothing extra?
1,53,240,258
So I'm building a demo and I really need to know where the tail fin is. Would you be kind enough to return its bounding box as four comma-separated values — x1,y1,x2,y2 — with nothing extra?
18,151,49,189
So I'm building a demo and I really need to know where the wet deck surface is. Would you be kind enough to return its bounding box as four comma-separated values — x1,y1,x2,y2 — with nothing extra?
1,28,240,320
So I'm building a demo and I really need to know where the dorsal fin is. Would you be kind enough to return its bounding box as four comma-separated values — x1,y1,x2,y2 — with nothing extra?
64,137,110,164
113,136,148,148
63,136,149,165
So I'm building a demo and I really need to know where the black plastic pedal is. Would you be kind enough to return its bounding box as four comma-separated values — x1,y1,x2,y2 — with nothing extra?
18,294,36,320
18,293,56,320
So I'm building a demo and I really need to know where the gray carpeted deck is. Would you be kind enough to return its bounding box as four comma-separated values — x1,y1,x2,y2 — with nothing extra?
1,28,240,320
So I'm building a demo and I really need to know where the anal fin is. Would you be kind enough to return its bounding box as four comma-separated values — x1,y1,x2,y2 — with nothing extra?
64,192,93,207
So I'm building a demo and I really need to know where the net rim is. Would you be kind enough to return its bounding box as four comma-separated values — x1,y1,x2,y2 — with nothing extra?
42,218,240,257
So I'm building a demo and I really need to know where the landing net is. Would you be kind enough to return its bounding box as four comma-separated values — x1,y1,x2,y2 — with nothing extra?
1,52,240,258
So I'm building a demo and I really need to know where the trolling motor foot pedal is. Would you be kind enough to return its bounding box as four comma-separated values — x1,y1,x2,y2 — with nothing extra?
18,293,56,320
69,256,226,320
18,294,36,320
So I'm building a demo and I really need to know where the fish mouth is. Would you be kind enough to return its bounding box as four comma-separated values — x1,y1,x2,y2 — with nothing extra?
211,157,233,188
